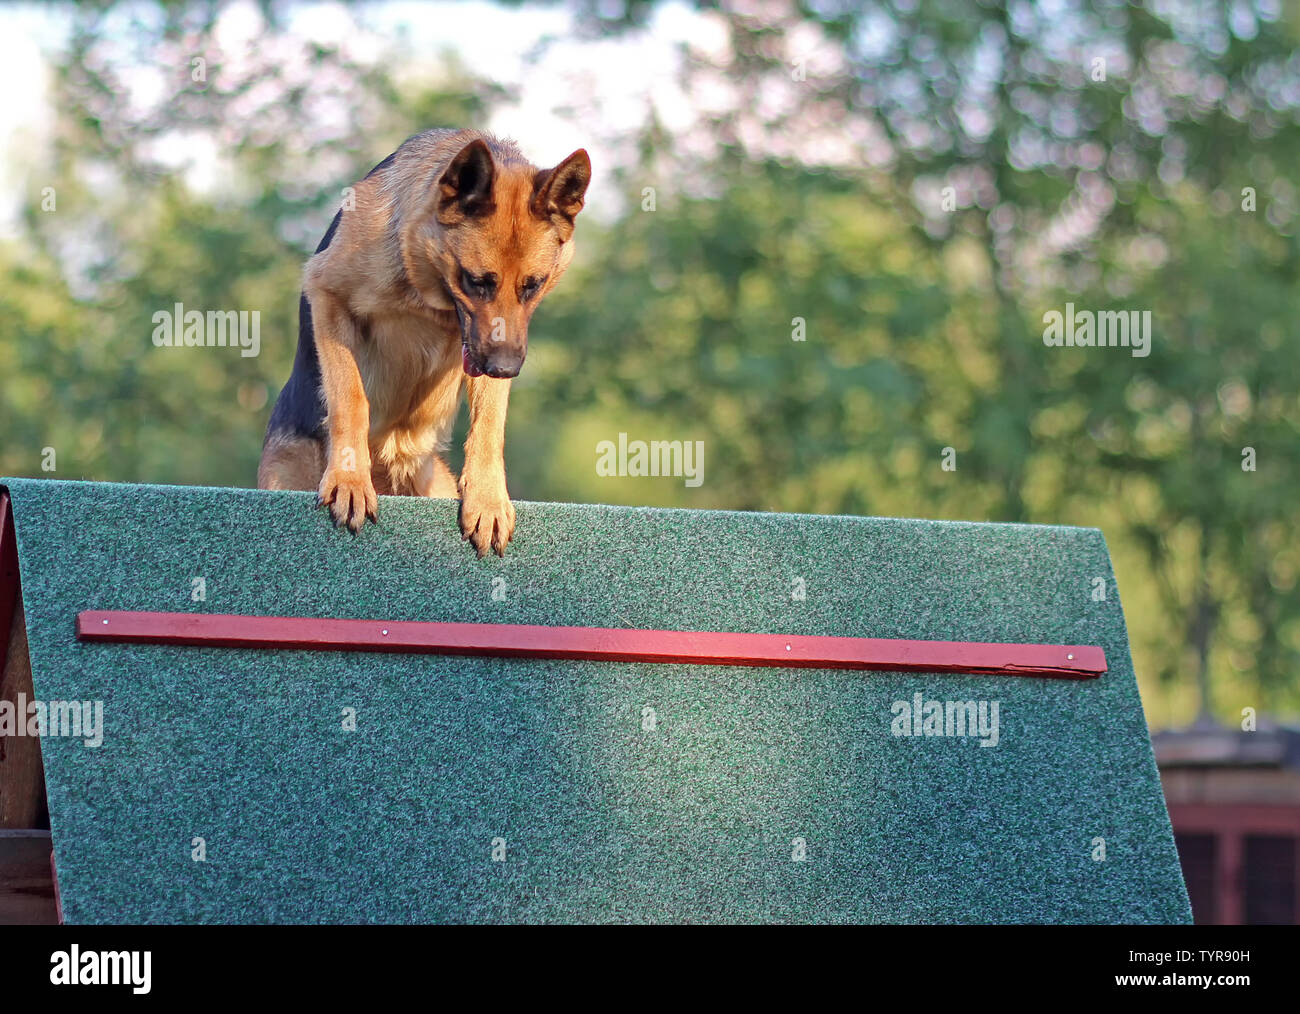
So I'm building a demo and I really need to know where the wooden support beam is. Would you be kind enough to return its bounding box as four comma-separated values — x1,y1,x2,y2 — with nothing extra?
0,490,19,677
1,605,47,829
0,490,49,829
0,830,58,925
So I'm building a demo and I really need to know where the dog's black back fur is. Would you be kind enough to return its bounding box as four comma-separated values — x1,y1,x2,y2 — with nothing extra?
263,151,399,445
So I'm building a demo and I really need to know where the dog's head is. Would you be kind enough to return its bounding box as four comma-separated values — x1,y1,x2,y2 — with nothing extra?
417,139,591,379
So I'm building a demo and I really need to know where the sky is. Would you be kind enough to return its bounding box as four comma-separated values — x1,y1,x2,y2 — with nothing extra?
0,0,727,234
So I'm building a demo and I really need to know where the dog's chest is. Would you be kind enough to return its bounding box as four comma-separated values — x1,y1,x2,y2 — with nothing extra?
356,312,463,434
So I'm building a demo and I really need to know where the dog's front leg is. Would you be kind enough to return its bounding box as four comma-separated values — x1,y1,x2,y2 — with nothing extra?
311,289,378,532
459,375,515,557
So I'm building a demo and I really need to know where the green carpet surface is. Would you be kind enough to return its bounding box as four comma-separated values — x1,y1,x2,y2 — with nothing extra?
2,477,1190,923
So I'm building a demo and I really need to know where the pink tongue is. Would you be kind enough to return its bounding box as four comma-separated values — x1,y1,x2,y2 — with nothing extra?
462,345,483,377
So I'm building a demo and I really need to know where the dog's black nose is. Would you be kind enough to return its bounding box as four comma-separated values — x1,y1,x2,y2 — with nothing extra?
483,352,524,379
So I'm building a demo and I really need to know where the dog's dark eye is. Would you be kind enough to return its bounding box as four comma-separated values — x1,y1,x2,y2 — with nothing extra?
461,269,497,299
520,275,547,301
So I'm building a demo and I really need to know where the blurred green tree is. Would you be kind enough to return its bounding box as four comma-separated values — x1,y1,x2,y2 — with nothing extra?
521,0,1300,723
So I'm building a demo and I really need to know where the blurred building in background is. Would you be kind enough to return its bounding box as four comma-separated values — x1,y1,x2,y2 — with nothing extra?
1155,720,1300,925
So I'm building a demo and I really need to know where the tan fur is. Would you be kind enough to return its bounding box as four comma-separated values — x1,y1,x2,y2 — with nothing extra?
257,432,325,491
258,129,590,556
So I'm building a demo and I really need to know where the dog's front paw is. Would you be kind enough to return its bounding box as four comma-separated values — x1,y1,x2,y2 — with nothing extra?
317,466,378,533
459,480,516,558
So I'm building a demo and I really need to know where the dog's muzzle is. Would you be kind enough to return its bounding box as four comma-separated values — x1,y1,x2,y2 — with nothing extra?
454,303,524,379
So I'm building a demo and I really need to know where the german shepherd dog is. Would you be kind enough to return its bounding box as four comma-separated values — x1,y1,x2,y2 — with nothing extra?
257,129,591,556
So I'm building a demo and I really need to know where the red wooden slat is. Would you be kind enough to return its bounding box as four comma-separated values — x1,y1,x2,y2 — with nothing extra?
76,610,1105,678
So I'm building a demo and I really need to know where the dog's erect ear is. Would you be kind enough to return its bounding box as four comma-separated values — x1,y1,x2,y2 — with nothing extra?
438,139,496,221
531,149,591,230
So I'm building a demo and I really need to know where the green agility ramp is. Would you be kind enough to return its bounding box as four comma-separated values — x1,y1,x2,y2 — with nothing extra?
0,477,1190,923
